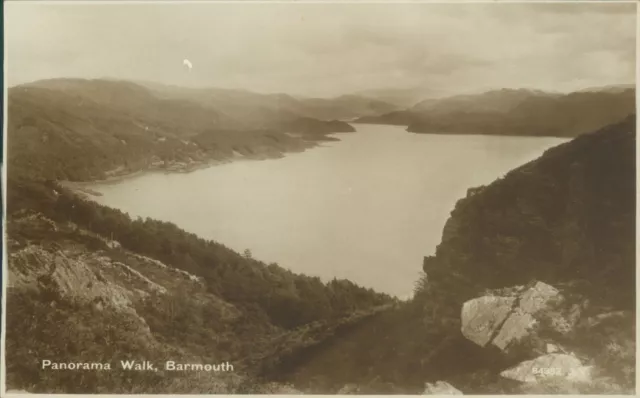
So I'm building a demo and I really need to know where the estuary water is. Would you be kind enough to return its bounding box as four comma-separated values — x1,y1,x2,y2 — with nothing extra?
88,124,568,298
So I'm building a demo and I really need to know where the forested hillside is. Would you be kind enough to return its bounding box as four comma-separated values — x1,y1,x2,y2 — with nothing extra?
8,79,365,181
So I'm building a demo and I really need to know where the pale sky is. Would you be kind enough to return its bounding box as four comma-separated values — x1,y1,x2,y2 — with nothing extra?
5,1,637,98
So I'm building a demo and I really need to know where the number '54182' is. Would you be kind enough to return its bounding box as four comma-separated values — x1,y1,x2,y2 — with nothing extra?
532,367,562,376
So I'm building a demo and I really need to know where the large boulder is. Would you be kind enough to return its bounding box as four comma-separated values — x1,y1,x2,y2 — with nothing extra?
423,381,463,395
461,281,568,353
500,353,592,383
460,295,516,347
458,280,635,393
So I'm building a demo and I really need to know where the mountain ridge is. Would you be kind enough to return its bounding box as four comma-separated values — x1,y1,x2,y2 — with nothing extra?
355,86,635,138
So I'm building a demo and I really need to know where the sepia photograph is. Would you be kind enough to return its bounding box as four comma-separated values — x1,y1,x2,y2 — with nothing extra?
1,0,637,395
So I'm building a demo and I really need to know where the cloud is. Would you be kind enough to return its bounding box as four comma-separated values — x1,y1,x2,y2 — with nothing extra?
5,2,636,97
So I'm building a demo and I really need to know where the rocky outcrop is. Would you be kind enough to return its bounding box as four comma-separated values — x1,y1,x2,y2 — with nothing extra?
500,353,592,383
461,281,567,353
459,279,634,392
7,212,239,326
10,245,135,308
423,381,463,395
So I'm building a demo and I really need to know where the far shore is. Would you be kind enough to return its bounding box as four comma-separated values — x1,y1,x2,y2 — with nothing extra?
58,134,345,195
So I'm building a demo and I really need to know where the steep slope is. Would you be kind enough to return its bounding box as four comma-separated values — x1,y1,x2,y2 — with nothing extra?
4,179,394,393
422,115,635,307
8,79,357,181
356,87,635,138
265,116,636,394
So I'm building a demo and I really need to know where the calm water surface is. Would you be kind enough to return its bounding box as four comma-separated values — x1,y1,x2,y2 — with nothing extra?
88,124,568,298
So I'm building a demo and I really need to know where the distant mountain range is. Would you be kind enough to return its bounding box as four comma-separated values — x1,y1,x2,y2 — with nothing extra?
132,80,402,123
355,86,635,137
8,78,635,184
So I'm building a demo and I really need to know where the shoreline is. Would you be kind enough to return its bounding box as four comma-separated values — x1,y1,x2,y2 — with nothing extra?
58,134,344,194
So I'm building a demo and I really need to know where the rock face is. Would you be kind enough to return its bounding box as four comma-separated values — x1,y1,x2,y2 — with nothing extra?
459,278,635,392
423,381,463,395
10,245,137,310
500,353,592,383
461,281,563,352
7,212,240,331
460,295,516,347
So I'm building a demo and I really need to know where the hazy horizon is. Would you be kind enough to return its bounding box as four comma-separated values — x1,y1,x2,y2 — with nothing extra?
9,76,636,101
6,2,637,98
